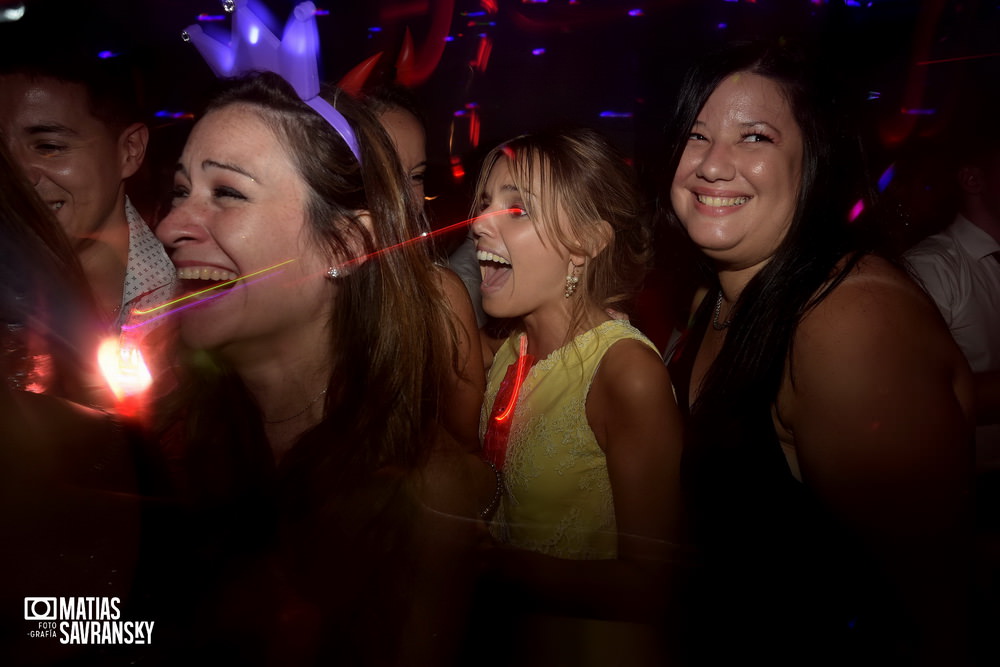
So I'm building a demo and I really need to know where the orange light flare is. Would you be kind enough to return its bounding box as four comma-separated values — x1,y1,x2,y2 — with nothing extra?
126,258,297,331
336,208,518,271
97,336,152,415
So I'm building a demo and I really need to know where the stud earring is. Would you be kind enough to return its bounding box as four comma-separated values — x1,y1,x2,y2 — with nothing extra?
326,266,341,279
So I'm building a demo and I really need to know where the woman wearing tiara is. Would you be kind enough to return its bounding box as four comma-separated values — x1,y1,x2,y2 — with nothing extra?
148,71,493,666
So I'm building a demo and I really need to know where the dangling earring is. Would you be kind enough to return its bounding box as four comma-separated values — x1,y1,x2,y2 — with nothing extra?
564,264,581,298
326,266,341,279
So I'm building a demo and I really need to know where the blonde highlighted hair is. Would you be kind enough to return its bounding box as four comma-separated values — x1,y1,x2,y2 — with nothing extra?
473,127,652,336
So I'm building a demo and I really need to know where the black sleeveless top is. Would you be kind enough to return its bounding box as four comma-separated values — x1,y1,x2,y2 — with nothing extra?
669,295,912,666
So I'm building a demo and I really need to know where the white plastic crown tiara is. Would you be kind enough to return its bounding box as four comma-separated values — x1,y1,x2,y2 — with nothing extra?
183,0,362,163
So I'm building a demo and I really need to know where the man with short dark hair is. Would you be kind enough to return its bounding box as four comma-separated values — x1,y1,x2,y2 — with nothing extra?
0,55,176,339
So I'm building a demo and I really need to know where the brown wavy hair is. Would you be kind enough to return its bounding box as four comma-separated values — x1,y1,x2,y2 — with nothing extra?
159,72,459,502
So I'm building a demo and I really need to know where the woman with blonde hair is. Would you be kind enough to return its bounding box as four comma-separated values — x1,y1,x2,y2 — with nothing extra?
470,127,682,664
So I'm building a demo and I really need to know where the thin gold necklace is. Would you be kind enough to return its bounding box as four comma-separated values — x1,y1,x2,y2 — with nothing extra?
264,388,327,424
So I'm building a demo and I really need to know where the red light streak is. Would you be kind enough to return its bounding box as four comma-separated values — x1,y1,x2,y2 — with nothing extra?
468,109,481,147
450,155,466,181
386,0,456,87
128,210,516,328
916,52,1000,66
494,334,531,423
472,35,492,72
336,208,519,270
379,1,430,22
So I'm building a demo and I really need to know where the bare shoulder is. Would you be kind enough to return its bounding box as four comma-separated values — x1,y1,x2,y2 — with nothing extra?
436,264,500,370
434,264,474,309
433,263,481,360
812,254,935,318
588,334,680,454
781,254,974,474
593,336,672,400
795,254,958,369
778,264,974,666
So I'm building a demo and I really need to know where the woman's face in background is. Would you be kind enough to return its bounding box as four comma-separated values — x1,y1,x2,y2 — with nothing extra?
378,107,427,203
670,72,804,271
156,104,333,356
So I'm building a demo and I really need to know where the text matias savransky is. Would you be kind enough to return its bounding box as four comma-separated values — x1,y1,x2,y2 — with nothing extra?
24,596,154,645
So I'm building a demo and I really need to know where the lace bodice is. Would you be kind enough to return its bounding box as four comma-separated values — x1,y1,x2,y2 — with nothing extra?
480,320,658,560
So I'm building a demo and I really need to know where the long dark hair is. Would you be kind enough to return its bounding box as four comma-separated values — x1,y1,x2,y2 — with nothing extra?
150,76,463,662
661,40,873,414
661,43,903,664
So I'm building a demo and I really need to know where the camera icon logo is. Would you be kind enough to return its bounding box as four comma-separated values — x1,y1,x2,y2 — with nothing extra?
24,598,57,621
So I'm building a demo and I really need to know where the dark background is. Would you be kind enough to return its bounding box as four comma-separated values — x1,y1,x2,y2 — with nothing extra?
2,0,998,337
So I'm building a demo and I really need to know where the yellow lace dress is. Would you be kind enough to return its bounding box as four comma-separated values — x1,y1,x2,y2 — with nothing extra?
480,319,659,559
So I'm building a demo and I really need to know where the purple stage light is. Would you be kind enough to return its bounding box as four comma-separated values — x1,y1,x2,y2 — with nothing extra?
877,164,895,193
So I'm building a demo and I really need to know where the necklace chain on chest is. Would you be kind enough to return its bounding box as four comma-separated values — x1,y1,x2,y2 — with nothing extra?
712,290,733,331
264,388,328,424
